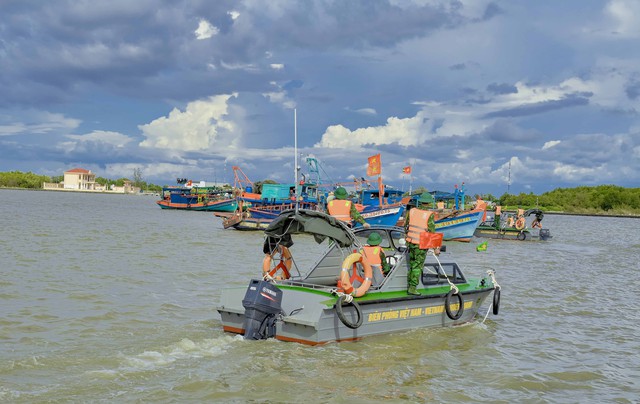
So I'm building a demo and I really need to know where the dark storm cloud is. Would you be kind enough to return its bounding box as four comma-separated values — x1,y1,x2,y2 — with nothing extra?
487,82,518,95
0,0,487,110
625,80,640,100
478,120,540,143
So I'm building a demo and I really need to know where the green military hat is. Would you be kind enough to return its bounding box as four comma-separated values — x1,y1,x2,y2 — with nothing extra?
334,187,348,200
366,232,382,246
418,192,434,204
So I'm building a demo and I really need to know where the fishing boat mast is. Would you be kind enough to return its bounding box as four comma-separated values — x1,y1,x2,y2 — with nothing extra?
294,108,299,214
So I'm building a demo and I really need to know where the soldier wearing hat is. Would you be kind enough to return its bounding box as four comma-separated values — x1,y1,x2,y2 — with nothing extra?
361,232,391,276
403,192,436,295
327,187,370,228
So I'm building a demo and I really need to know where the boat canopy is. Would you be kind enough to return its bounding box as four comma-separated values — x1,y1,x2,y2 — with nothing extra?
524,209,544,220
263,209,356,253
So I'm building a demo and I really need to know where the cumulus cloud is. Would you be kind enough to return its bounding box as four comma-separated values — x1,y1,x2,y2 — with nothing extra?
195,19,219,40
542,140,561,150
316,115,424,148
139,94,238,151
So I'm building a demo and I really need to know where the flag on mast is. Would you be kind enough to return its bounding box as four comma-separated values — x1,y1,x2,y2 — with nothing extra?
402,166,412,174
366,154,381,177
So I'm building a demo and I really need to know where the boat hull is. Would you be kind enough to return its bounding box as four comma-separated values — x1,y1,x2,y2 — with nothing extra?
474,226,552,241
218,285,493,345
156,198,237,211
434,210,484,242
358,204,405,227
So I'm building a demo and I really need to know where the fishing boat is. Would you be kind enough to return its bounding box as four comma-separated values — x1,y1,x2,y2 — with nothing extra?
433,209,485,242
474,207,552,241
351,166,408,227
156,179,236,211
398,192,485,242
216,182,321,230
216,209,501,345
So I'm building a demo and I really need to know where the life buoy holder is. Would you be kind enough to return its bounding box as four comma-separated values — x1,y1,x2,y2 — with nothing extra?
338,253,373,297
262,245,292,280
515,217,526,230
444,290,464,320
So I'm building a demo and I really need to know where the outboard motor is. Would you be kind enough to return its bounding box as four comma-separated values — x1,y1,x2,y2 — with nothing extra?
241,279,283,340
539,229,552,240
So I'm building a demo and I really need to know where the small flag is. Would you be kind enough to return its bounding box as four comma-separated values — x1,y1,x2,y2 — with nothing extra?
476,241,488,252
367,153,381,177
402,166,412,174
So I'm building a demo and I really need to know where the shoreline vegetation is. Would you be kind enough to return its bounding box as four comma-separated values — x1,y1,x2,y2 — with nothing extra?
1,170,639,218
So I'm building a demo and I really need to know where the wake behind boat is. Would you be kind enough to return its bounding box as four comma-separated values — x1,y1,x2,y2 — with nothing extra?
216,209,501,345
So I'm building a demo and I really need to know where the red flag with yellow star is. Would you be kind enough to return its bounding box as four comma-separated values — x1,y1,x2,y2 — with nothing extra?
367,154,381,176
402,166,411,174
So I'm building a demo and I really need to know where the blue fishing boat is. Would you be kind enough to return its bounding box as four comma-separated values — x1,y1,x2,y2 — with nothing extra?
156,179,236,211
434,209,485,242
355,187,406,227
217,182,321,230
399,185,485,242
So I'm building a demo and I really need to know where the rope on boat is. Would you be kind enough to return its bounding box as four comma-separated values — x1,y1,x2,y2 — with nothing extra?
331,289,354,303
430,250,458,295
487,269,500,290
481,303,492,323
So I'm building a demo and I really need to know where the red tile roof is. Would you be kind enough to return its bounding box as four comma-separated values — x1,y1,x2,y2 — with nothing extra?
65,168,91,174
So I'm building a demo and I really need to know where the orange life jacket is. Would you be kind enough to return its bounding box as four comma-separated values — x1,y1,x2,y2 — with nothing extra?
406,208,434,245
328,200,352,222
361,245,382,267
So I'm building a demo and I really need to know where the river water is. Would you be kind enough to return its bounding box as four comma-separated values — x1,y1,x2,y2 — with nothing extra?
1,189,639,403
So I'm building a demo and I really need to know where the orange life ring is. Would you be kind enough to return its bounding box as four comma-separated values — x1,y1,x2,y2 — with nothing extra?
262,245,292,280
338,253,373,297
515,217,526,230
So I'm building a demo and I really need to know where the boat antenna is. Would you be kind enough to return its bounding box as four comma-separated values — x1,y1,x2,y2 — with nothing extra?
294,108,299,214
507,159,511,194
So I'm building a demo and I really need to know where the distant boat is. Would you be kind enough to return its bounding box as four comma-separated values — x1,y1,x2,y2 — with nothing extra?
397,185,485,242
474,207,552,241
433,209,485,242
216,182,321,230
354,185,407,227
156,180,236,211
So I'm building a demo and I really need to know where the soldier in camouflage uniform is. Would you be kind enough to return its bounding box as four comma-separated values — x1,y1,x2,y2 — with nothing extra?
404,193,436,295
327,187,370,228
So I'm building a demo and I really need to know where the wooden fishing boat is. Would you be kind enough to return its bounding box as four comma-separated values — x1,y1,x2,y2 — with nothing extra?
156,180,236,212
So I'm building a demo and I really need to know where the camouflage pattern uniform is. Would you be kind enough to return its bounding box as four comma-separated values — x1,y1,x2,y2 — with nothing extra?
404,205,436,290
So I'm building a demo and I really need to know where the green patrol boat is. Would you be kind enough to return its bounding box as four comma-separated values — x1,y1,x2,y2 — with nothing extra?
217,209,501,345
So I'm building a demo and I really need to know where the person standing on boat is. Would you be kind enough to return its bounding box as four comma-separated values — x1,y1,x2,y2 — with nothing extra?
404,192,436,295
327,187,370,228
361,232,391,276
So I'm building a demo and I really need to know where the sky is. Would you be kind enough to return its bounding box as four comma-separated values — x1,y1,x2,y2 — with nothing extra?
1,0,639,197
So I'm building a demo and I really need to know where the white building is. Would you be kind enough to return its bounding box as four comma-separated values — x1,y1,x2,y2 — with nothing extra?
64,168,97,190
